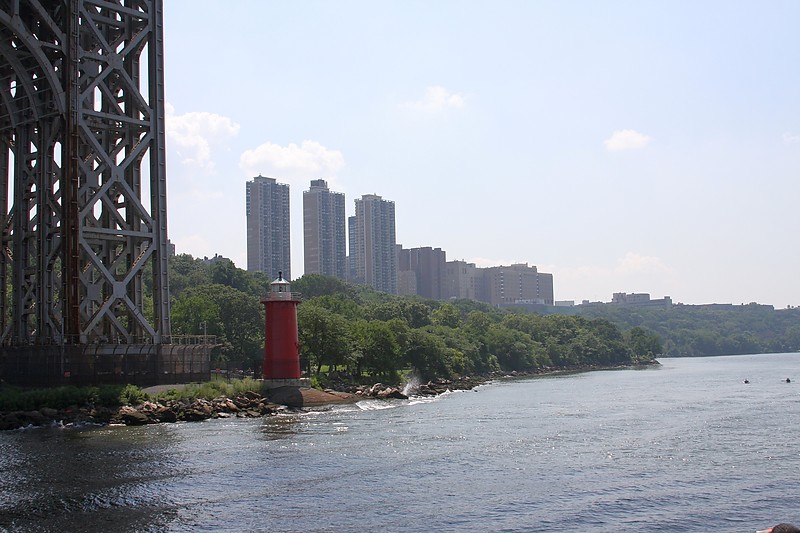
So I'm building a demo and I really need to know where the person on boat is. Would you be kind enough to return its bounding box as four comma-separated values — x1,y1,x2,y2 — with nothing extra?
757,523,800,533
743,379,750,384
786,378,791,383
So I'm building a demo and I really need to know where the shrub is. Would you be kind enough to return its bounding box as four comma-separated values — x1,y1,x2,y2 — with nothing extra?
119,384,146,406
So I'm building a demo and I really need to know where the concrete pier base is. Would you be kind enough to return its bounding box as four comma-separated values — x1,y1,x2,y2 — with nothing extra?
265,386,359,407
262,378,311,389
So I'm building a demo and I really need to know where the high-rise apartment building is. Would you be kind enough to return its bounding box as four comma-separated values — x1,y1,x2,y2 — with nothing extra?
443,260,485,301
483,263,554,306
349,194,397,294
398,246,446,299
303,179,346,279
246,175,291,278
441,260,552,305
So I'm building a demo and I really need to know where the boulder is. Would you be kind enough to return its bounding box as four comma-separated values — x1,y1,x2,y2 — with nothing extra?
0,413,22,431
39,407,59,419
23,410,48,426
376,387,408,400
154,405,177,423
118,406,150,426
181,408,210,422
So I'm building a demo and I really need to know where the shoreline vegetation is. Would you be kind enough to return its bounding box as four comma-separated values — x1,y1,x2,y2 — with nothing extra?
1,267,670,431
0,361,659,431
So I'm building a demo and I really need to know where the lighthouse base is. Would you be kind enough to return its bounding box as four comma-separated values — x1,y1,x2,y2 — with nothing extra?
262,378,311,390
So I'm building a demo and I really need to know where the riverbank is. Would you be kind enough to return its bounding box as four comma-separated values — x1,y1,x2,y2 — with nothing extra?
0,361,659,431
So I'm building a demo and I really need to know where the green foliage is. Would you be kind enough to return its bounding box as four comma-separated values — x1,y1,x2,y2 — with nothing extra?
579,305,800,357
628,326,663,361
152,377,263,402
165,259,659,386
172,283,264,367
351,319,401,381
308,375,323,390
368,299,432,328
0,384,141,411
118,384,146,406
297,302,353,373
431,303,461,328
292,273,359,300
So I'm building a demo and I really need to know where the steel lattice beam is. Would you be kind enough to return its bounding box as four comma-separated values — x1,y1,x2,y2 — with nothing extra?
0,0,170,346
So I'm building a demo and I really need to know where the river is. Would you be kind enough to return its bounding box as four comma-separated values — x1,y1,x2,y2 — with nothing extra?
2,353,800,532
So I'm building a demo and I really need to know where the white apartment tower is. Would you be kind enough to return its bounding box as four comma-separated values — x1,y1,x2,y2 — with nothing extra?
303,179,346,279
246,175,291,278
349,194,397,294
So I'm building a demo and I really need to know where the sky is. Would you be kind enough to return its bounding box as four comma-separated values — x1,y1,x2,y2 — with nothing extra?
161,1,800,308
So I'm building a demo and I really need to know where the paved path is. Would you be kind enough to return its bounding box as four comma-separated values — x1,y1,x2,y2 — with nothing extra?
141,384,188,395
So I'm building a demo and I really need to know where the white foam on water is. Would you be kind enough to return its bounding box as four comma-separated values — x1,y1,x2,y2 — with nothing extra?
356,399,401,411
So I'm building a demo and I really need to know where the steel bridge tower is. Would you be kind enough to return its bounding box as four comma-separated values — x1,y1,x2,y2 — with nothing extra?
0,0,194,385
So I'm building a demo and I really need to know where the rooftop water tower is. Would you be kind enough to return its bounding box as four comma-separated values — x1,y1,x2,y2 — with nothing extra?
262,272,303,388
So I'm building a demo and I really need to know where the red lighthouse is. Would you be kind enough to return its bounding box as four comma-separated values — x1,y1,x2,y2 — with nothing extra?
262,272,301,383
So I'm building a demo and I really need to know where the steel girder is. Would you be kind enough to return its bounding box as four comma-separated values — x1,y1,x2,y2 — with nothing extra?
0,0,170,346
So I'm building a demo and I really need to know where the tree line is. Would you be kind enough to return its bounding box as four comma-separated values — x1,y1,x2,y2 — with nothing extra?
577,304,800,357
165,255,659,383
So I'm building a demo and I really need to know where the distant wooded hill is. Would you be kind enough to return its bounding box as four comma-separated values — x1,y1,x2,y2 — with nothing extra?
574,304,800,357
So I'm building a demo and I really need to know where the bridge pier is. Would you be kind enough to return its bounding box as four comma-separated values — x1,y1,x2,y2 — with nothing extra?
0,1,174,385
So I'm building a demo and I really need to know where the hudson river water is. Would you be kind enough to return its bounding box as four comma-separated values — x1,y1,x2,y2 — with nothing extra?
2,353,800,532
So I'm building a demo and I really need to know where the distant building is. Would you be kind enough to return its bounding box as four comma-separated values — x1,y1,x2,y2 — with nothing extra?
441,260,553,306
398,246,446,300
397,269,417,296
303,179,346,280
202,253,231,265
483,263,554,306
246,175,291,278
349,194,397,294
443,260,484,301
611,292,672,308
555,300,575,307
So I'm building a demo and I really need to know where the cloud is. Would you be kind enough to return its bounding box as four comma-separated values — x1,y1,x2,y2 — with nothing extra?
404,85,466,112
165,103,240,172
604,129,652,151
783,132,800,144
239,140,345,185
549,252,674,302
615,252,672,274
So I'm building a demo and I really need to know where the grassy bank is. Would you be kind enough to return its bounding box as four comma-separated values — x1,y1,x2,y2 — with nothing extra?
0,378,267,413
0,384,146,412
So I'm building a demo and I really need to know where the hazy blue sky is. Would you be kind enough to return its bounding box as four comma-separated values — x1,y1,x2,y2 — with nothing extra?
162,1,799,307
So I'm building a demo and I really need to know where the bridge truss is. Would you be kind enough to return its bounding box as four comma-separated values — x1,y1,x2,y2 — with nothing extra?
0,0,171,358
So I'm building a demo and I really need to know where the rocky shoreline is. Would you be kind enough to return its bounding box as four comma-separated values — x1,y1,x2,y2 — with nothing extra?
0,361,658,431
0,378,474,431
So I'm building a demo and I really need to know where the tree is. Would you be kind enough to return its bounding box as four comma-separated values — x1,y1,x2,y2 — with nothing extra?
431,303,461,328
368,300,432,328
169,254,212,296
311,293,365,320
172,284,263,367
297,303,353,373
351,320,401,380
210,258,256,294
485,324,540,371
293,273,358,300
404,328,451,380
628,326,663,360
171,292,221,336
